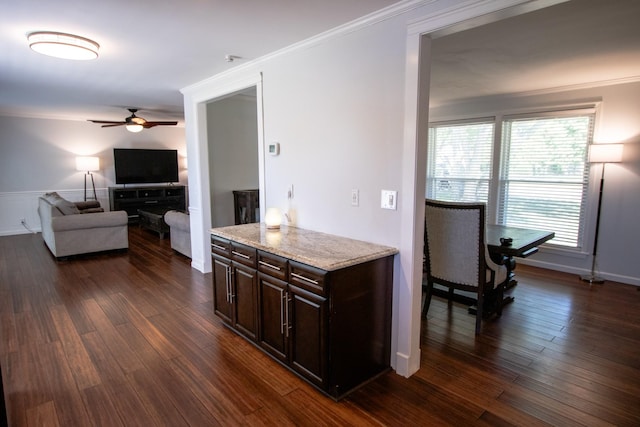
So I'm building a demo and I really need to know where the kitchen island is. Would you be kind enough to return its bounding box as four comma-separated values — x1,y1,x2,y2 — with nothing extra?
210,223,397,400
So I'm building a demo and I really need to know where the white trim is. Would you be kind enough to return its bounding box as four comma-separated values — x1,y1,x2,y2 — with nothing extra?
182,72,265,273
409,0,569,37
400,0,560,376
396,30,431,377
444,76,640,107
520,258,640,287
0,189,110,236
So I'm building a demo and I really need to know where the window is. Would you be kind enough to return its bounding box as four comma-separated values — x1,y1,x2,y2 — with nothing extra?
499,112,593,247
427,108,595,250
427,119,494,203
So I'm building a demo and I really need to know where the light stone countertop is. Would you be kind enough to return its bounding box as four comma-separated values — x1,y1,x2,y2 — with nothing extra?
210,223,398,271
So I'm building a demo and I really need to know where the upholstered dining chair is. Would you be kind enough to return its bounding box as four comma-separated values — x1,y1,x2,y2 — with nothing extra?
422,199,508,334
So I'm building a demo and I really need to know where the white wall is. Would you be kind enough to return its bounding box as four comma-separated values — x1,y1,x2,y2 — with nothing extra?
257,17,407,242
0,115,187,235
429,81,640,285
207,91,259,227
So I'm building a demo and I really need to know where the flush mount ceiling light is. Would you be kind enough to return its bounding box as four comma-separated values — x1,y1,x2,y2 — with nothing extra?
27,31,99,60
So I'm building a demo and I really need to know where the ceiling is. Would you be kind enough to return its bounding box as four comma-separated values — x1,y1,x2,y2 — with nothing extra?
429,0,640,107
1,0,639,126
0,0,398,124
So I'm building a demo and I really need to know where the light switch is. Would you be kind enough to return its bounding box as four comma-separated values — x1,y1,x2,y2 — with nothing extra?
268,142,280,156
381,190,397,210
351,189,359,207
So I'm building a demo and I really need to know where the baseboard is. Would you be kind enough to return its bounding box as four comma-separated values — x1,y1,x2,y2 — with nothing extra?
520,258,639,286
394,349,420,378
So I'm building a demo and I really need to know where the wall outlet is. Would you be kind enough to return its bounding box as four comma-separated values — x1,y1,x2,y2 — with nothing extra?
381,190,397,210
351,189,359,207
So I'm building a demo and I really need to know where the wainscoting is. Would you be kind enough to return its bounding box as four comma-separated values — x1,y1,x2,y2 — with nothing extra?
0,189,109,236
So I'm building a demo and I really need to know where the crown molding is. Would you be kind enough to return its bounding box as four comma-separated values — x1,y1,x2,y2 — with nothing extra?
431,75,640,109
182,0,433,94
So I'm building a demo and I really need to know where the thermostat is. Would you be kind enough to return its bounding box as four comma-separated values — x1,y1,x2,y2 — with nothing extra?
268,142,280,156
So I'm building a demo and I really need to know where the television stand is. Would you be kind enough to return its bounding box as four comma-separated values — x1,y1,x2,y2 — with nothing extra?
109,185,186,223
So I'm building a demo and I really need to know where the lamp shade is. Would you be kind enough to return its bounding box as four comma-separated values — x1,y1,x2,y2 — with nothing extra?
76,156,100,172
588,144,623,163
264,208,282,230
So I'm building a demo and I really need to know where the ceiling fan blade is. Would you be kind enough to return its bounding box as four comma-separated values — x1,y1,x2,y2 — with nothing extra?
89,109,178,130
88,120,125,125
143,121,178,128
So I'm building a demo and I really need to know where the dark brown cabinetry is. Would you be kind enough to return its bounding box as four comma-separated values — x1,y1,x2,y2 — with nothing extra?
211,236,259,340
109,185,186,222
211,233,394,400
257,253,329,389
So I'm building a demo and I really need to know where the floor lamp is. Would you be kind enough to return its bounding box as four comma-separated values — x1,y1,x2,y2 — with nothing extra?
76,156,100,201
580,144,623,284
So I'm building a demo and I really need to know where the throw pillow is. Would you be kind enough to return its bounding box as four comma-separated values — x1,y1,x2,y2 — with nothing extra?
43,192,80,215
55,198,80,215
80,207,104,214
75,201,101,210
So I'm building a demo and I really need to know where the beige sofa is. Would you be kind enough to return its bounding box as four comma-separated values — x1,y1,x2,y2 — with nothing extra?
164,210,191,258
38,192,129,259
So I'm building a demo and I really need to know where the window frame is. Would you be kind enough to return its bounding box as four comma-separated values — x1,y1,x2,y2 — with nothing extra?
426,117,496,206
427,105,598,253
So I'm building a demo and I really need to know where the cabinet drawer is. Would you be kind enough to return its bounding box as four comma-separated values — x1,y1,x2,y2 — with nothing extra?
289,261,326,296
165,188,184,197
115,190,137,199
139,189,163,198
211,236,231,257
257,251,288,281
231,242,257,268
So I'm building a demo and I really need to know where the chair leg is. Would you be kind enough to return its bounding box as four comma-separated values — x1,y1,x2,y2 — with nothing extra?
422,280,433,317
475,292,483,334
495,283,505,317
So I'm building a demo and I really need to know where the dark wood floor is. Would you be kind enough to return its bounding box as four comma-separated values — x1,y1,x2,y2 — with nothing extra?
1,227,639,426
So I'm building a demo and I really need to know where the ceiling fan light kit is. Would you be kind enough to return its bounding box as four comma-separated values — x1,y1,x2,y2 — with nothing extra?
28,31,99,60
125,124,144,133
88,108,178,132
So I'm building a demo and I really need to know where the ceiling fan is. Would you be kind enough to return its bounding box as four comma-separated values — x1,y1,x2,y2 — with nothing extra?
88,108,178,133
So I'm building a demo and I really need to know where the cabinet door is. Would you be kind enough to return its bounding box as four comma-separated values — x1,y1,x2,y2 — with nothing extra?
232,263,258,341
212,255,232,322
258,273,288,363
288,284,327,389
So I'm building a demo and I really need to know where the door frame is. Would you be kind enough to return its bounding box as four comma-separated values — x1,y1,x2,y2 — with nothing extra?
181,72,265,273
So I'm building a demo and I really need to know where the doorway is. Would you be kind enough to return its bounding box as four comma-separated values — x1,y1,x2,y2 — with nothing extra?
207,87,259,228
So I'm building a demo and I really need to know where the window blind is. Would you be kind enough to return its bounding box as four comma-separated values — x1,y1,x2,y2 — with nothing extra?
499,113,594,248
427,120,494,204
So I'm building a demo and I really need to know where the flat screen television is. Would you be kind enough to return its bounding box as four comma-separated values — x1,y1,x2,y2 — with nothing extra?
114,148,179,184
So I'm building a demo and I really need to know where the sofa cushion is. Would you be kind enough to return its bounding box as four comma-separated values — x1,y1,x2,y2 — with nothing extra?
43,192,80,215
51,210,128,232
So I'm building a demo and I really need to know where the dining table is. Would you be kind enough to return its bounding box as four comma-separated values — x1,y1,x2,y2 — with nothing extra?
486,224,555,286
429,224,555,314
